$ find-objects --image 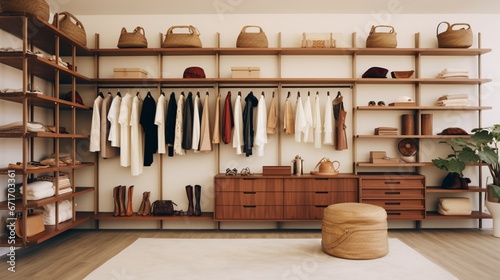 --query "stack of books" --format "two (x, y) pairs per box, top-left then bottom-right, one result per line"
(437, 94), (469, 106)
(374, 127), (398, 135)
